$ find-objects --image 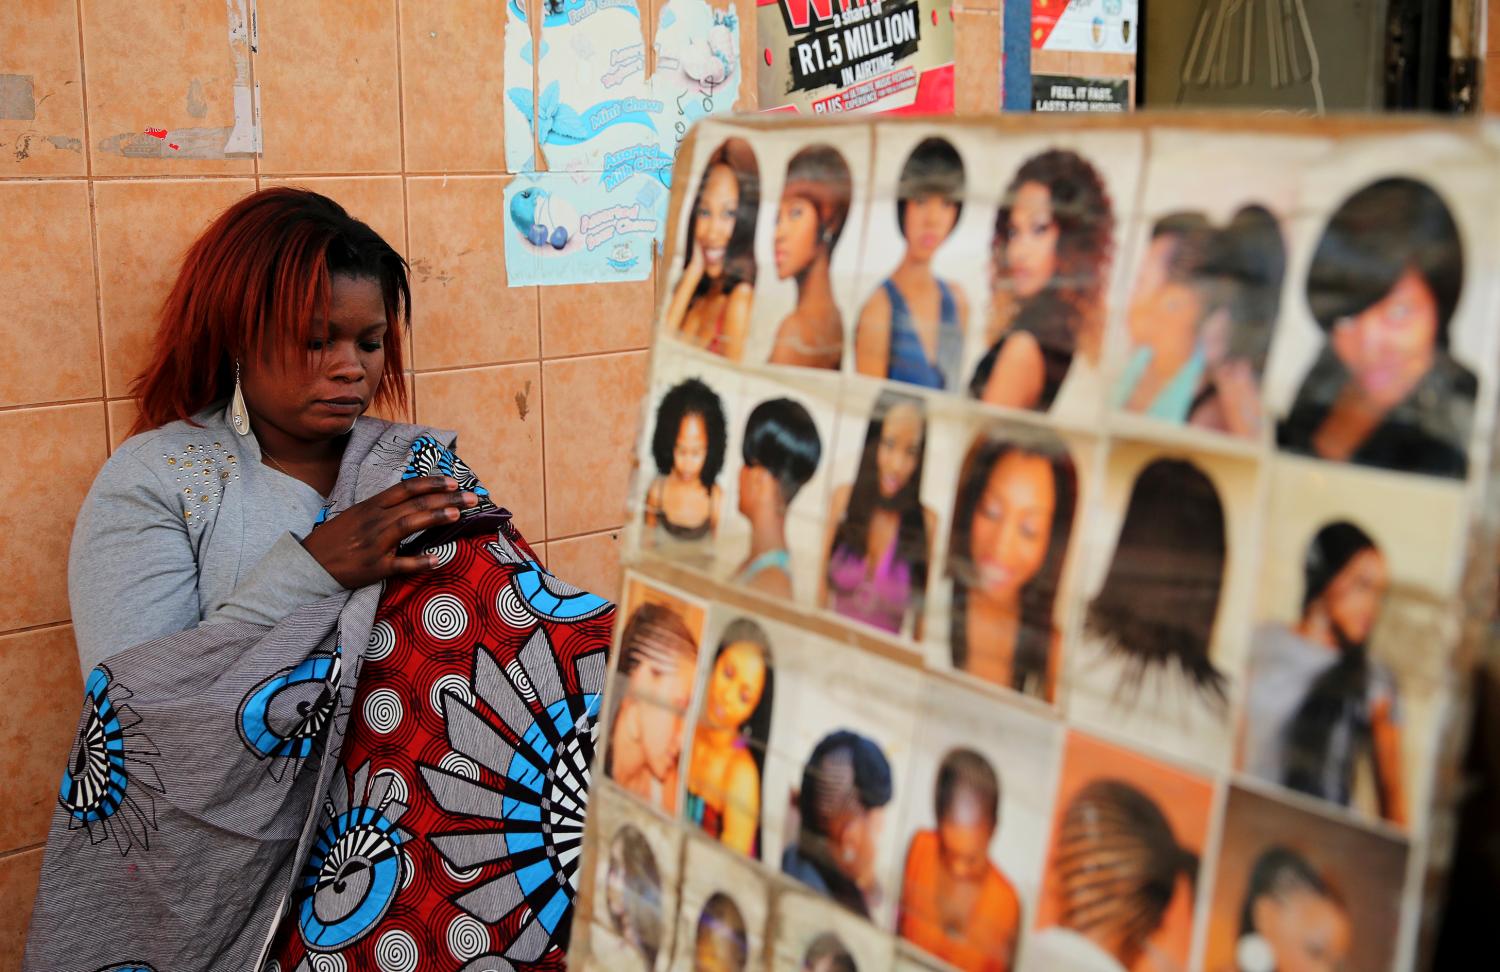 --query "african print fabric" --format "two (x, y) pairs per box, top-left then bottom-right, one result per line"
(265, 516), (613, 972)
